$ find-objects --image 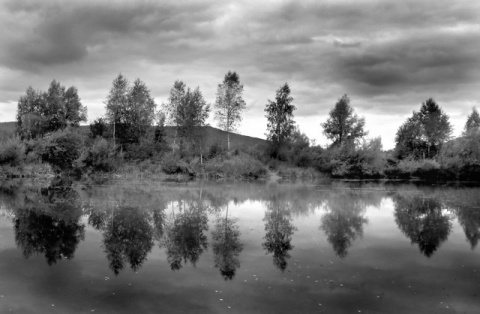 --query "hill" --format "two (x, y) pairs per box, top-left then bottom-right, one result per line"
(0, 122), (267, 149)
